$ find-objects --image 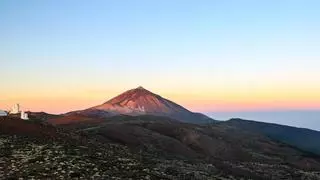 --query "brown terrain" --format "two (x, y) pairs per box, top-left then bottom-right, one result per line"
(3, 114), (320, 179)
